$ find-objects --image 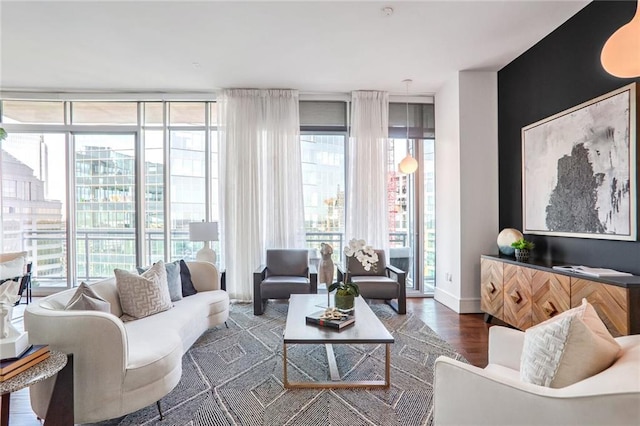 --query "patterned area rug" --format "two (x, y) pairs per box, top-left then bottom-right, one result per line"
(93, 301), (467, 426)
